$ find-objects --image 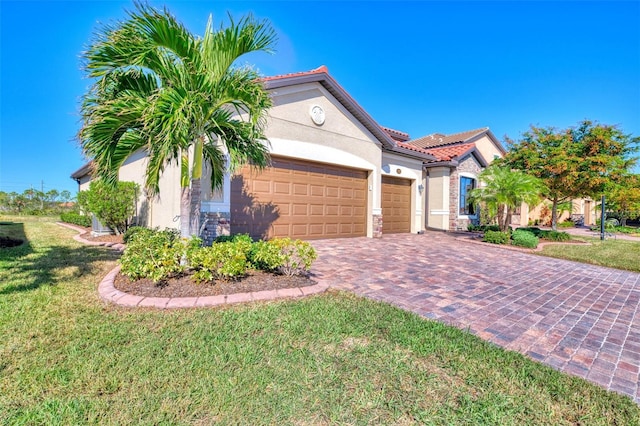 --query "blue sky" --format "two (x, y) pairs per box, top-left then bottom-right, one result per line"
(1, 1), (639, 195)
